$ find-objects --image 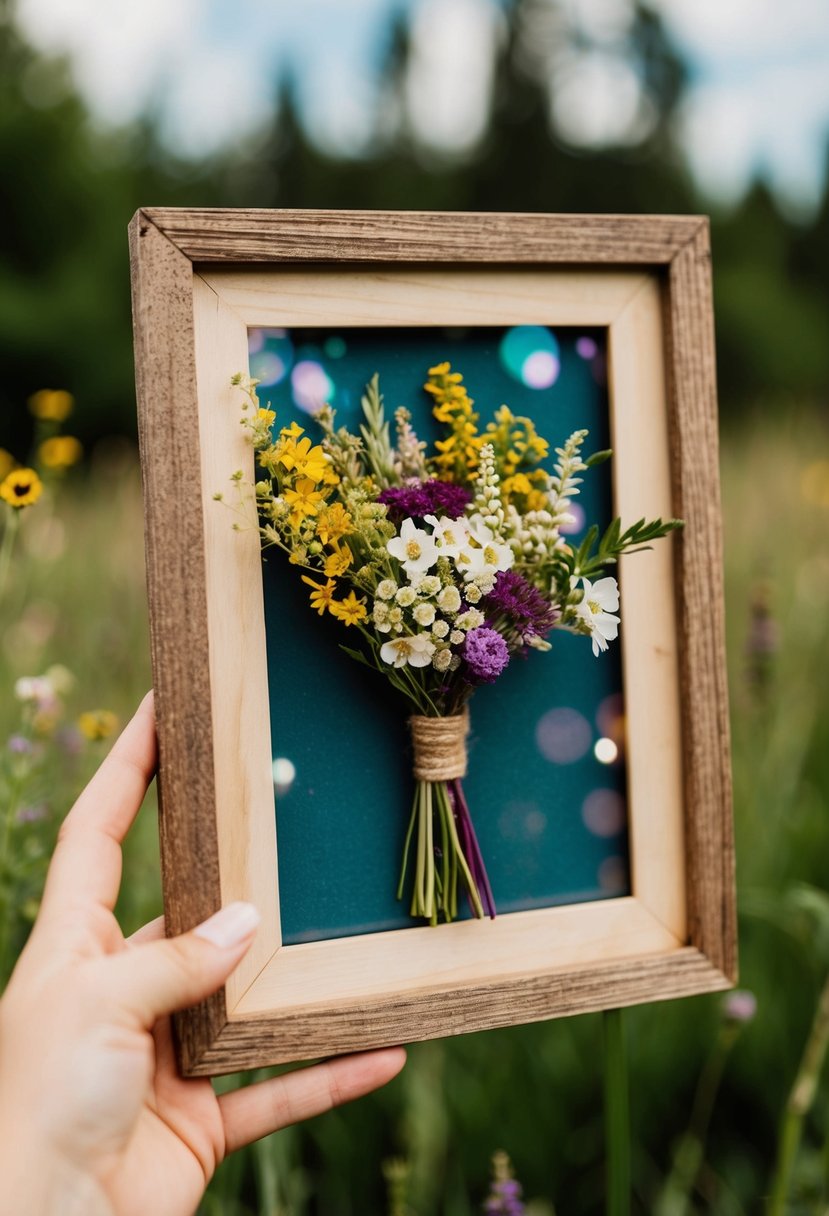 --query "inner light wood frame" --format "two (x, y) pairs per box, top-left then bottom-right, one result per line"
(129, 209), (735, 1077)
